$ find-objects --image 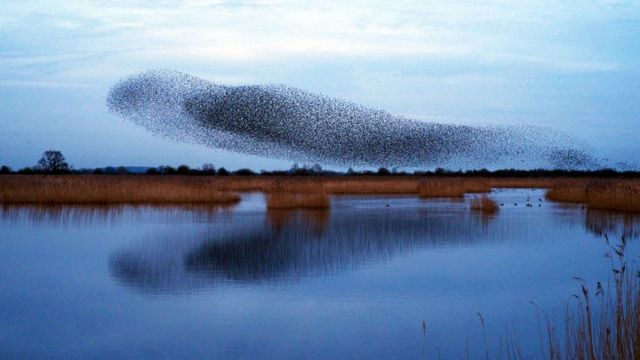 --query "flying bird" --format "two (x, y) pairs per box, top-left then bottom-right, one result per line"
(107, 70), (595, 169)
